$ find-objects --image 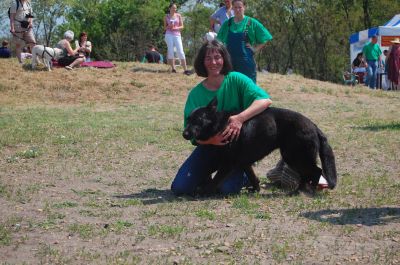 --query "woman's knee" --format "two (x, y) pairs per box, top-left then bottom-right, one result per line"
(171, 176), (195, 196)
